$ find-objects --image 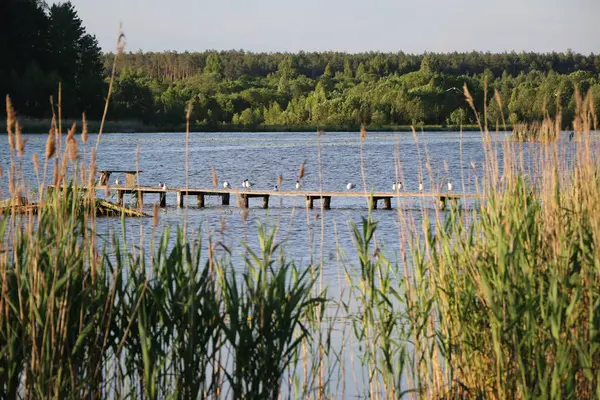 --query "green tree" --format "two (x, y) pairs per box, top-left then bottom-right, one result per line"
(204, 53), (222, 76)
